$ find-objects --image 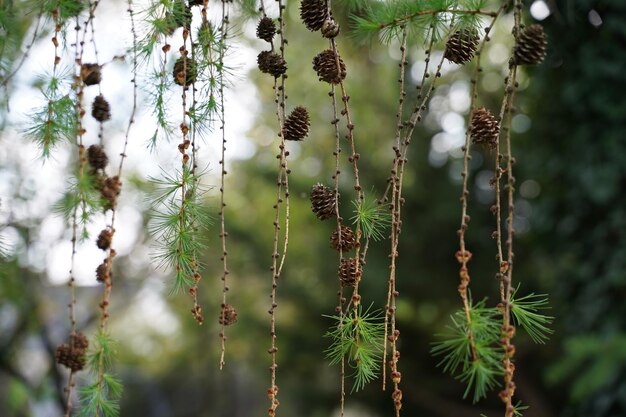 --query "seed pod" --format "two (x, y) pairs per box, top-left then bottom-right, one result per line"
(282, 106), (311, 141)
(444, 29), (479, 64)
(313, 49), (346, 84)
(91, 95), (111, 122)
(470, 107), (499, 149)
(310, 183), (336, 220)
(513, 24), (547, 65)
